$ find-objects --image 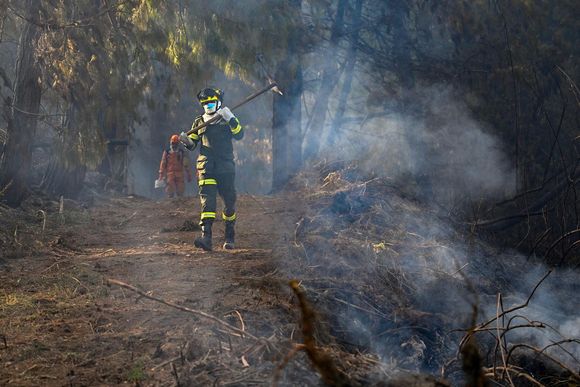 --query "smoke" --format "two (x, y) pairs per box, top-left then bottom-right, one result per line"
(277, 67), (579, 382)
(480, 266), (580, 366)
(320, 85), (516, 206)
